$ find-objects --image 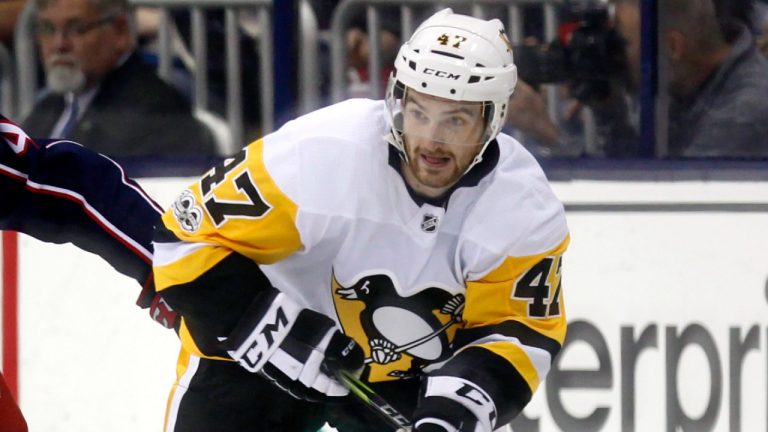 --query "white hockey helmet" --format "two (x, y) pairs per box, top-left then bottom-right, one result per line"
(386, 8), (518, 170)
